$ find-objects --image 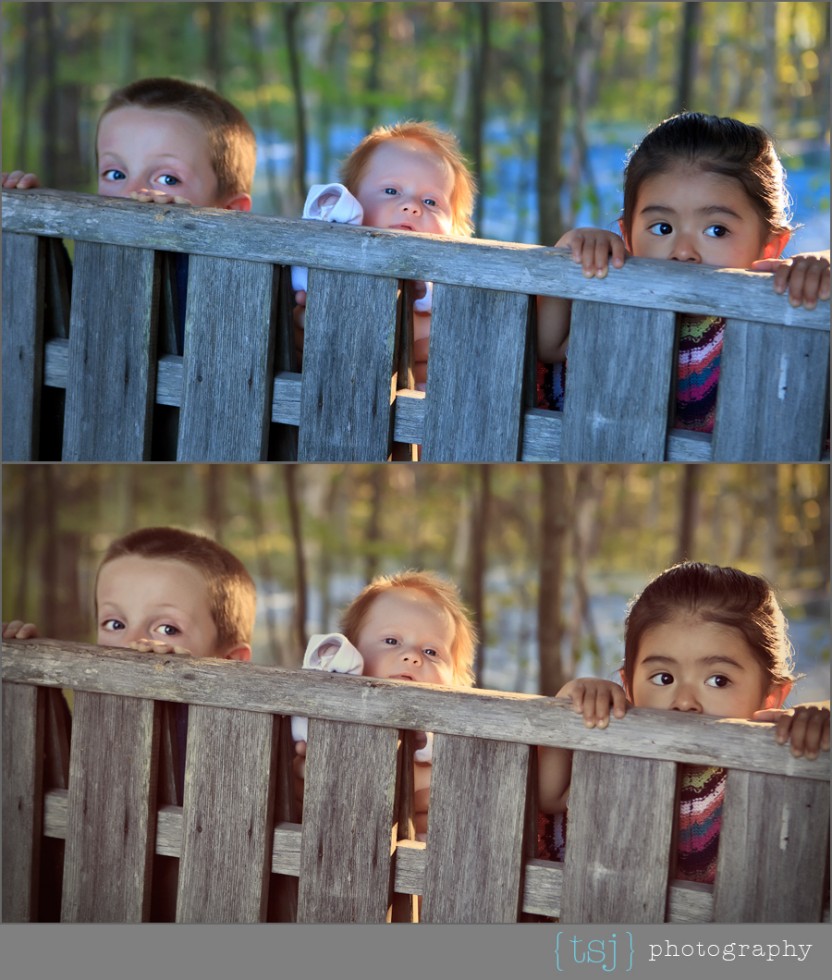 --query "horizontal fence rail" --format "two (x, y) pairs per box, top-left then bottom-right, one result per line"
(3, 640), (829, 924)
(3, 190), (829, 462)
